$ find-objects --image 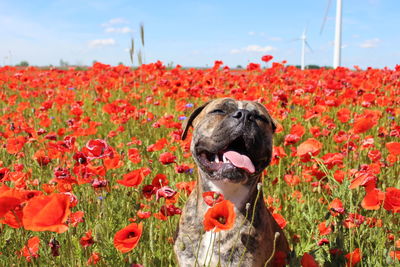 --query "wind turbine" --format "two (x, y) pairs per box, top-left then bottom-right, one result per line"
(321, 0), (343, 68)
(300, 28), (313, 70)
(333, 0), (342, 68)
